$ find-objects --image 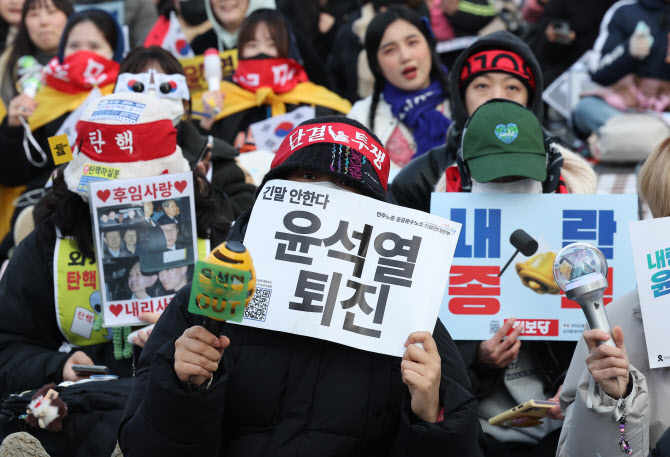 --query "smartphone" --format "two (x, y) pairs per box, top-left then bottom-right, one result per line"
(488, 399), (558, 427)
(191, 135), (213, 170)
(71, 364), (110, 376)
